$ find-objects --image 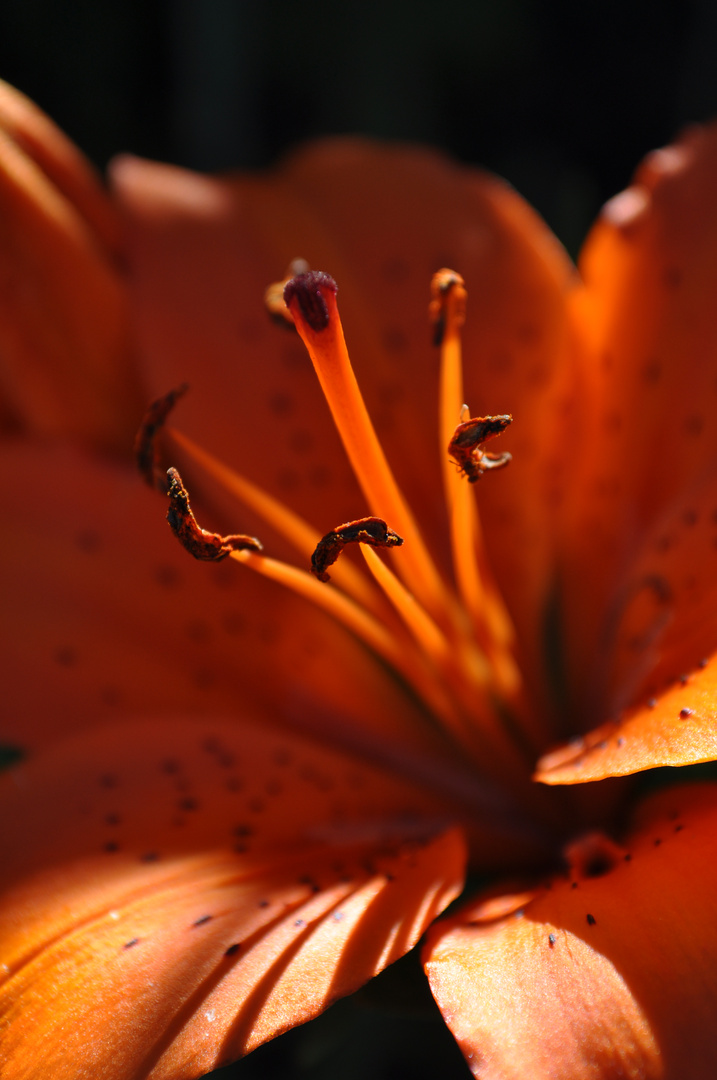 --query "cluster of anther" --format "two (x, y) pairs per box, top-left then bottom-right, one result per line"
(165, 467), (262, 562)
(311, 517), (404, 582)
(448, 415), (513, 483)
(135, 266), (512, 580)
